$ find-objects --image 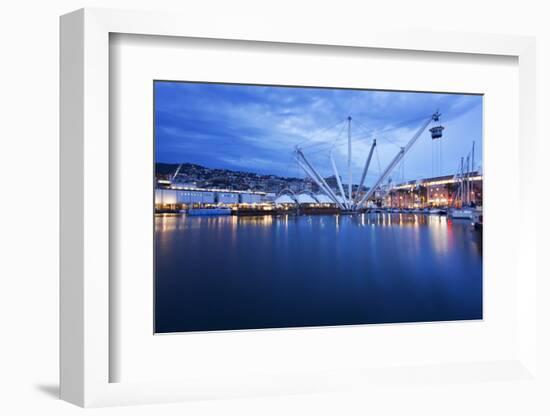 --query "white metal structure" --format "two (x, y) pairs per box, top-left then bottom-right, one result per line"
(354, 139), (377, 205)
(294, 148), (347, 210)
(171, 163), (184, 182)
(274, 194), (296, 204)
(314, 194), (333, 204)
(295, 193), (317, 204)
(295, 112), (441, 211)
(330, 151), (349, 209)
(274, 191), (336, 205)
